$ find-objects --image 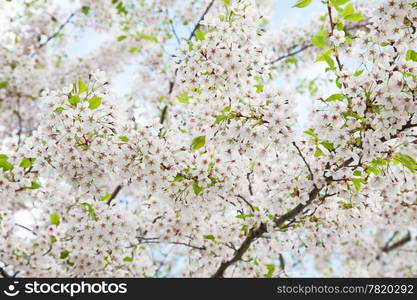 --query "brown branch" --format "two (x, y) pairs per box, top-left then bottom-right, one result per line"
(188, 0), (215, 40)
(159, 1), (215, 127)
(212, 222), (267, 278)
(235, 194), (255, 212)
(292, 142), (315, 182)
(13, 110), (23, 147)
(0, 265), (17, 278)
(270, 22), (369, 65)
(382, 231), (411, 253)
(106, 185), (123, 205)
(211, 157), (356, 278)
(135, 238), (206, 251)
(15, 223), (38, 236)
(246, 170), (253, 196)
(270, 44), (312, 64)
(39, 12), (75, 49)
